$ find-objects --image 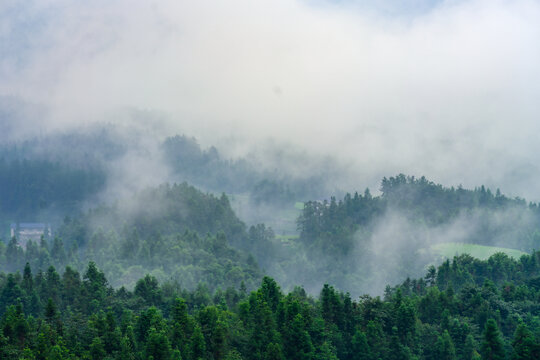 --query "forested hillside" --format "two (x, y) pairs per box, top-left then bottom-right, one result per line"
(0, 128), (122, 229)
(3, 0), (539, 358)
(286, 175), (540, 294)
(1, 251), (539, 359)
(0, 158), (105, 223)
(0, 128), (327, 293)
(0, 129), (324, 228)
(3, 167), (540, 297)
(0, 183), (261, 291)
(2, 130), (540, 359)
(298, 174), (539, 252)
(163, 135), (327, 205)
